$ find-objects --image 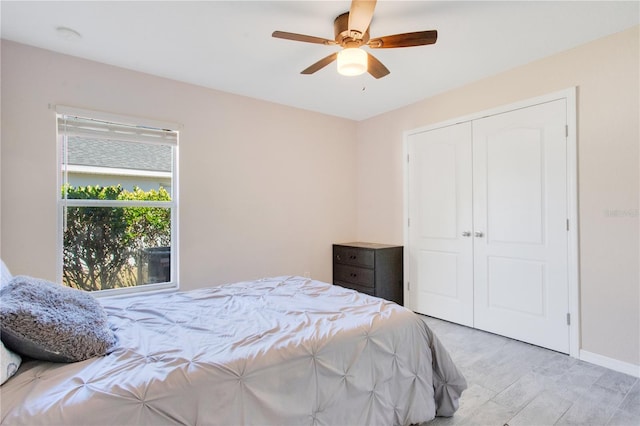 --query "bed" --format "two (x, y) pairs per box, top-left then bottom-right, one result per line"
(1, 275), (466, 425)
